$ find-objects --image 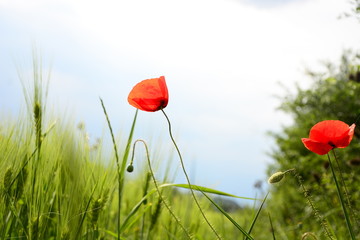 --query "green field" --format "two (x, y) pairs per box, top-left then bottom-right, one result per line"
(1, 53), (360, 240)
